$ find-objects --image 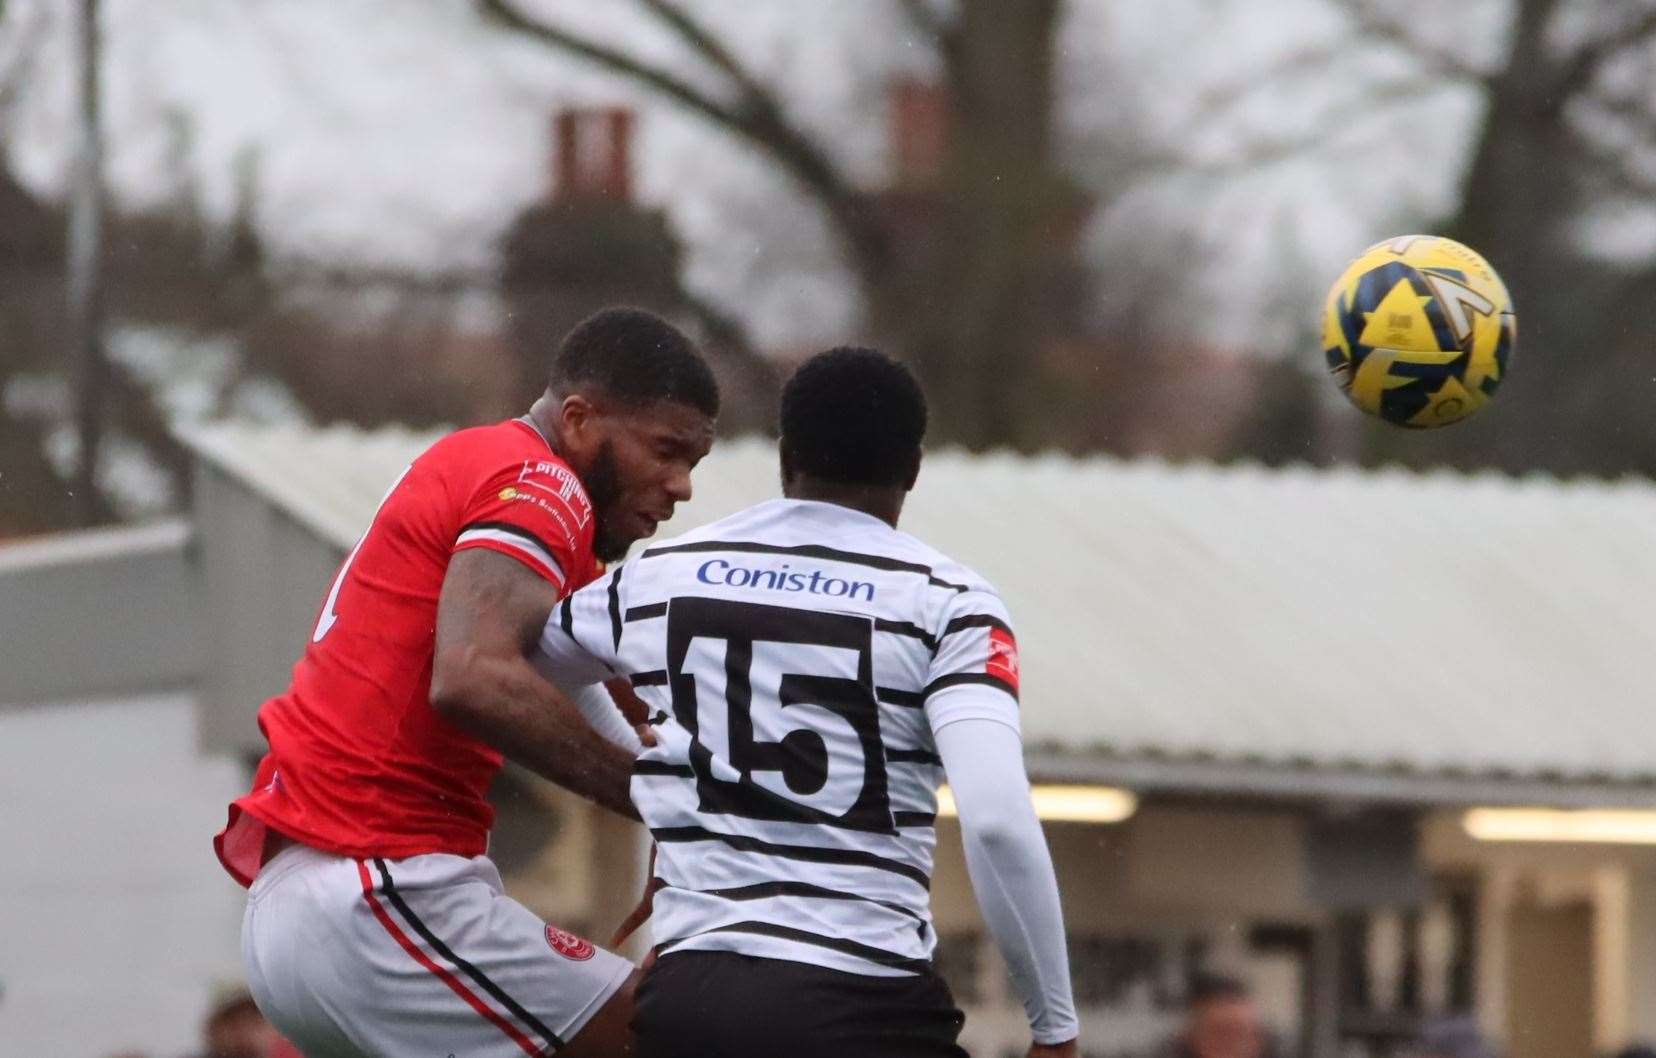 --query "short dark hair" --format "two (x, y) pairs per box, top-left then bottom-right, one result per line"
(550, 307), (719, 418)
(1189, 974), (1250, 1006)
(780, 346), (926, 488)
